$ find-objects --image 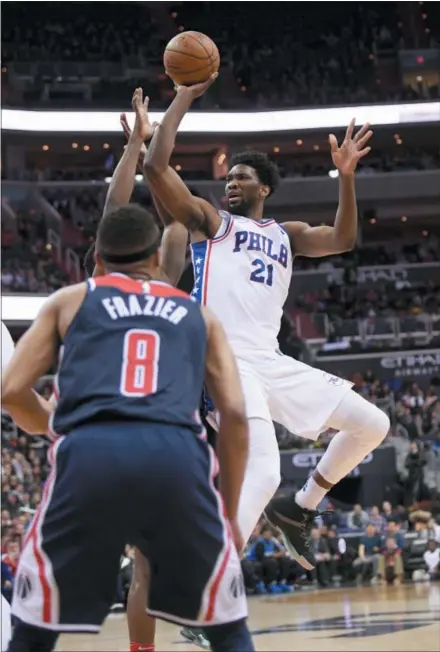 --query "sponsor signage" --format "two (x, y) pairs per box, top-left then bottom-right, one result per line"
(317, 349), (440, 388)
